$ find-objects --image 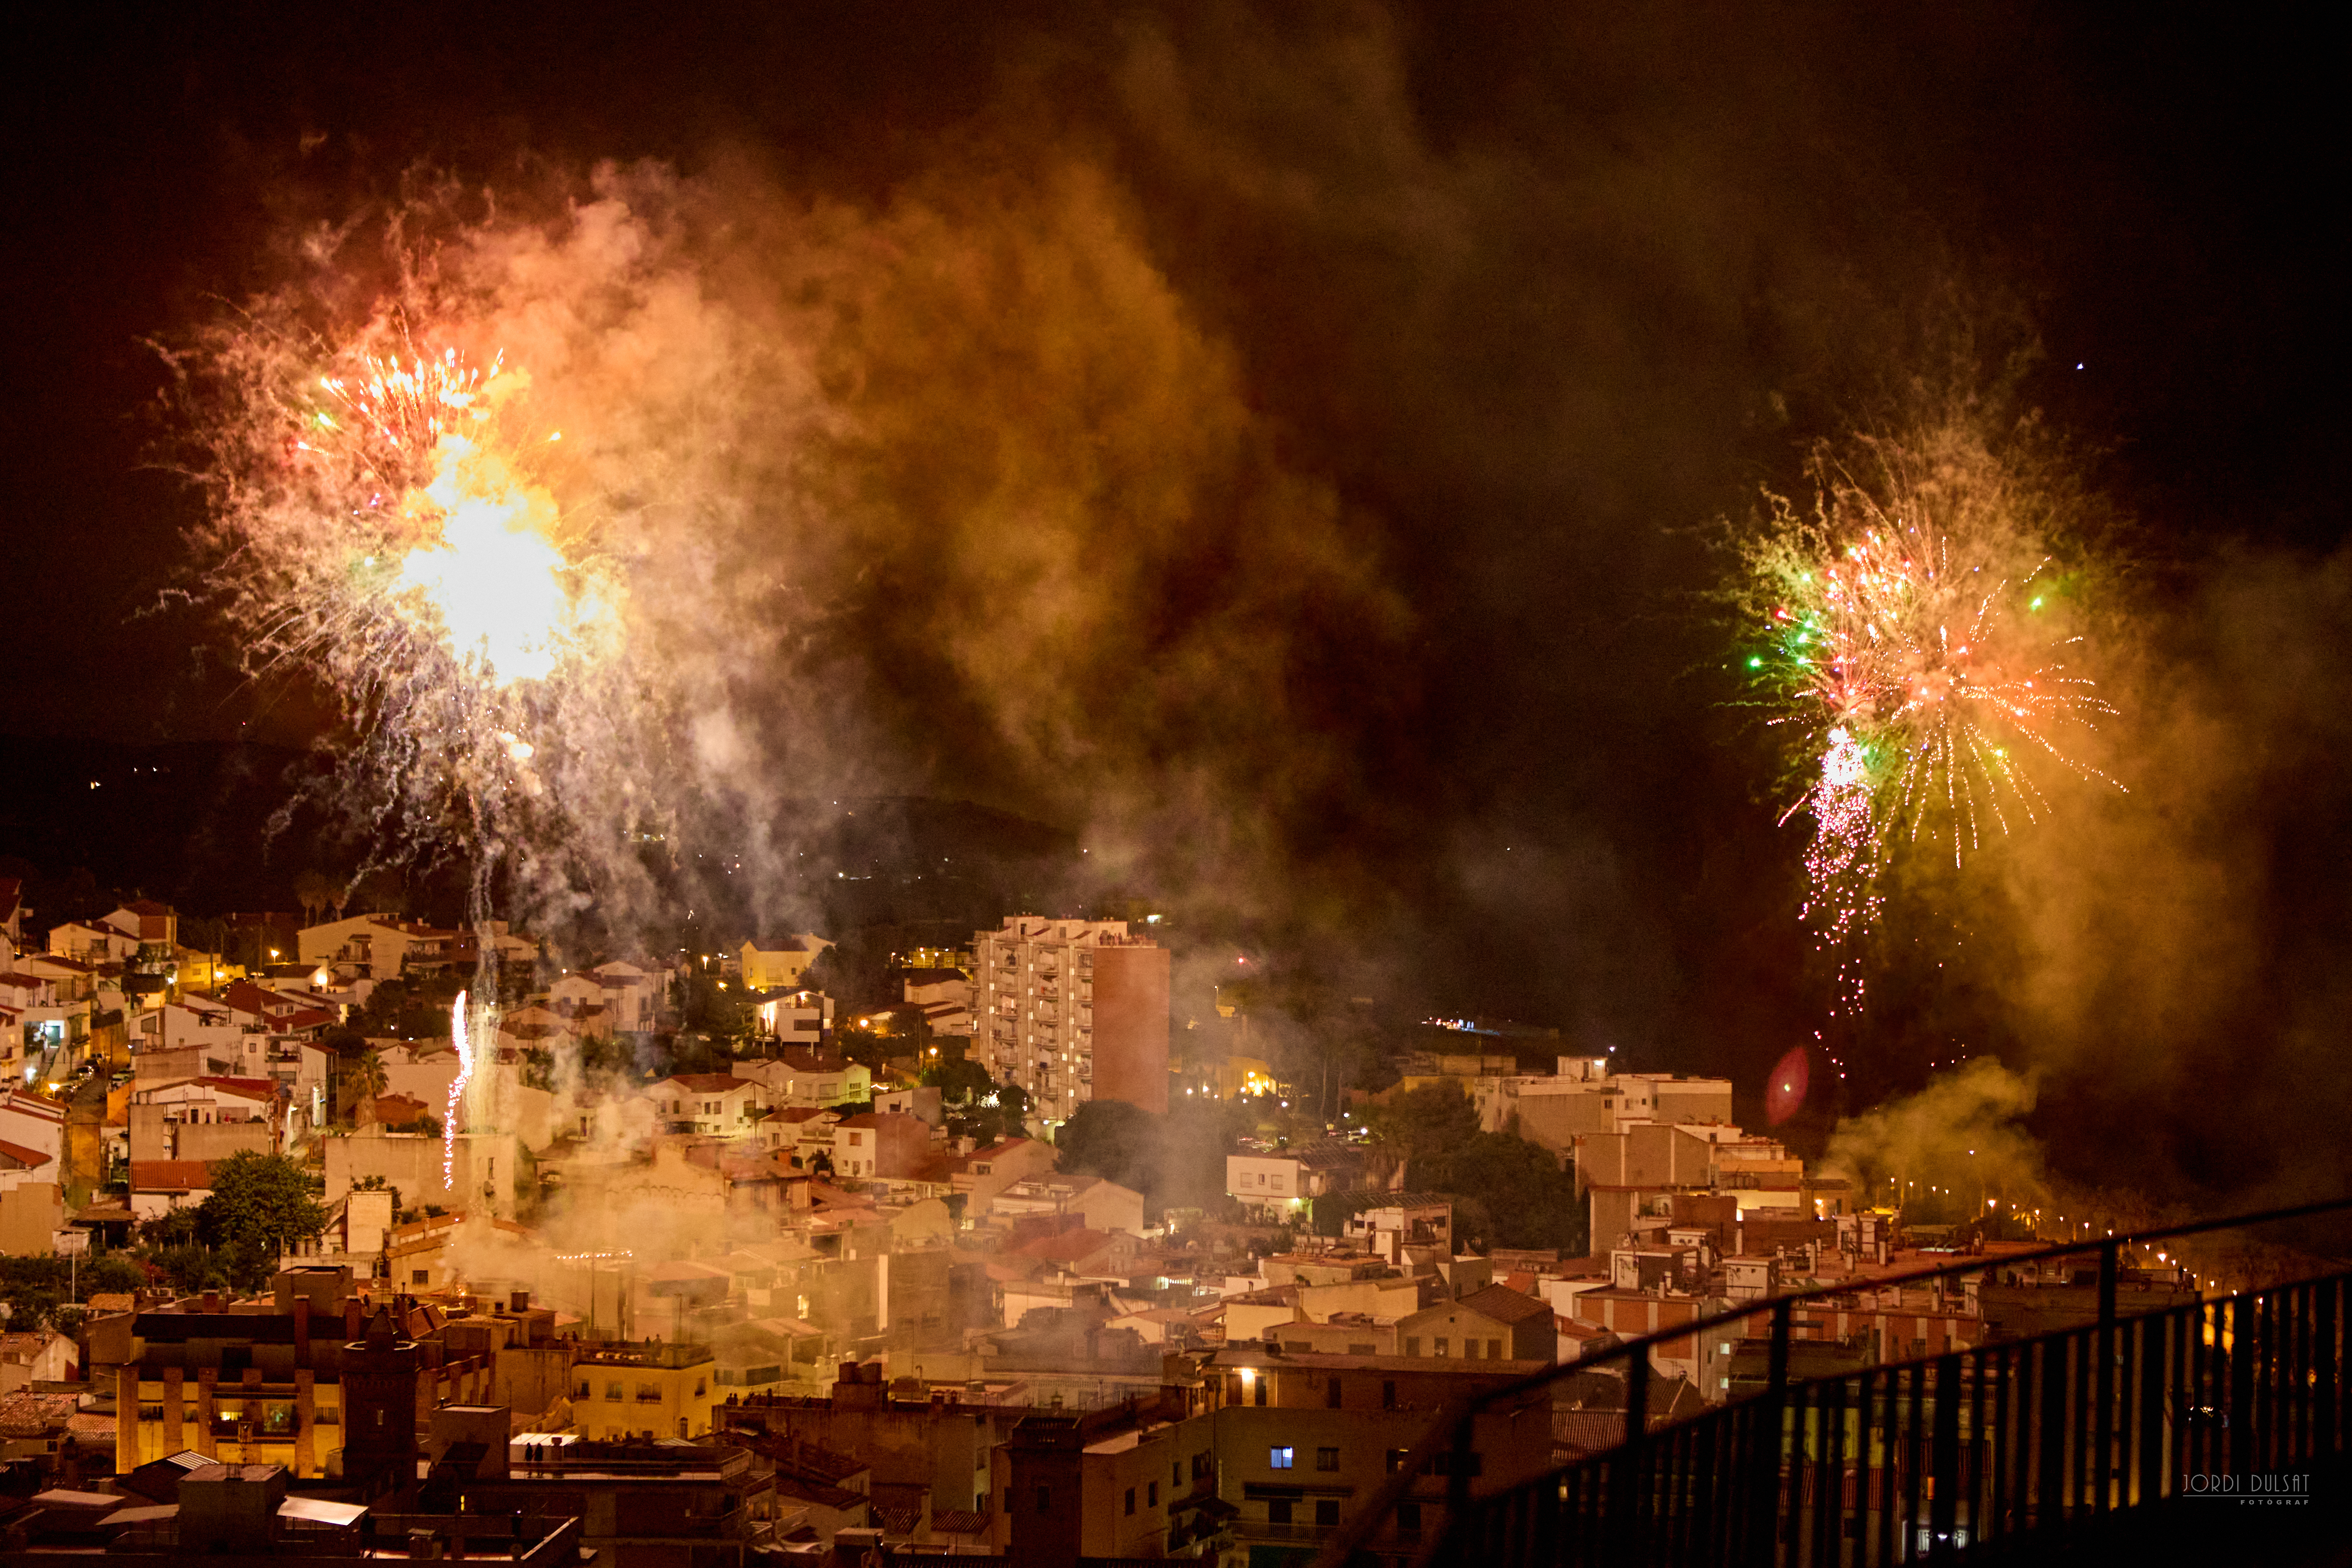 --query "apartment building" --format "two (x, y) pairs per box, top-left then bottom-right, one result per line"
(973, 917), (1169, 1123)
(569, 1340), (722, 1441)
